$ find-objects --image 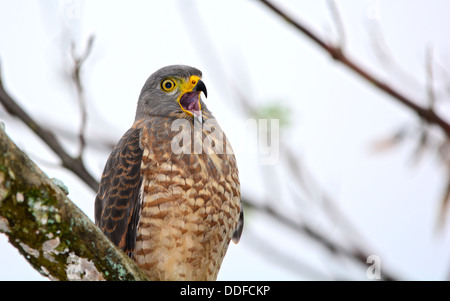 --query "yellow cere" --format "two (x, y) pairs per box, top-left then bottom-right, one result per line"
(181, 75), (201, 94)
